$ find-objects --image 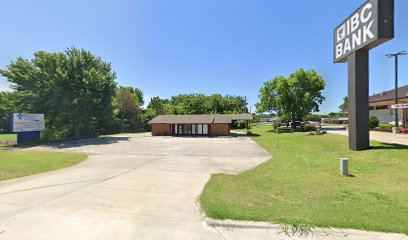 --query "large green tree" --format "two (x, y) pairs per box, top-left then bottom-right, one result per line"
(119, 86), (144, 106)
(0, 92), (32, 131)
(339, 96), (348, 113)
(169, 94), (247, 115)
(114, 88), (142, 132)
(147, 97), (168, 116)
(142, 94), (248, 130)
(0, 47), (117, 138)
(256, 68), (325, 127)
